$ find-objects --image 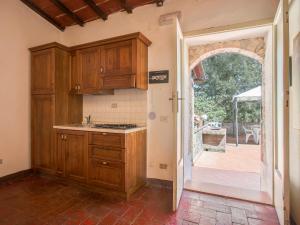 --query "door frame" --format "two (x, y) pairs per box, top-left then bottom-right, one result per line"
(272, 0), (290, 224)
(181, 18), (279, 204)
